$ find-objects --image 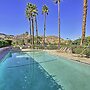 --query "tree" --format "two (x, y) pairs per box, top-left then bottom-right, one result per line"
(54, 0), (60, 49)
(26, 3), (32, 44)
(26, 3), (38, 49)
(42, 5), (49, 49)
(32, 4), (38, 48)
(25, 31), (29, 35)
(33, 7), (38, 47)
(80, 0), (88, 46)
(35, 16), (38, 47)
